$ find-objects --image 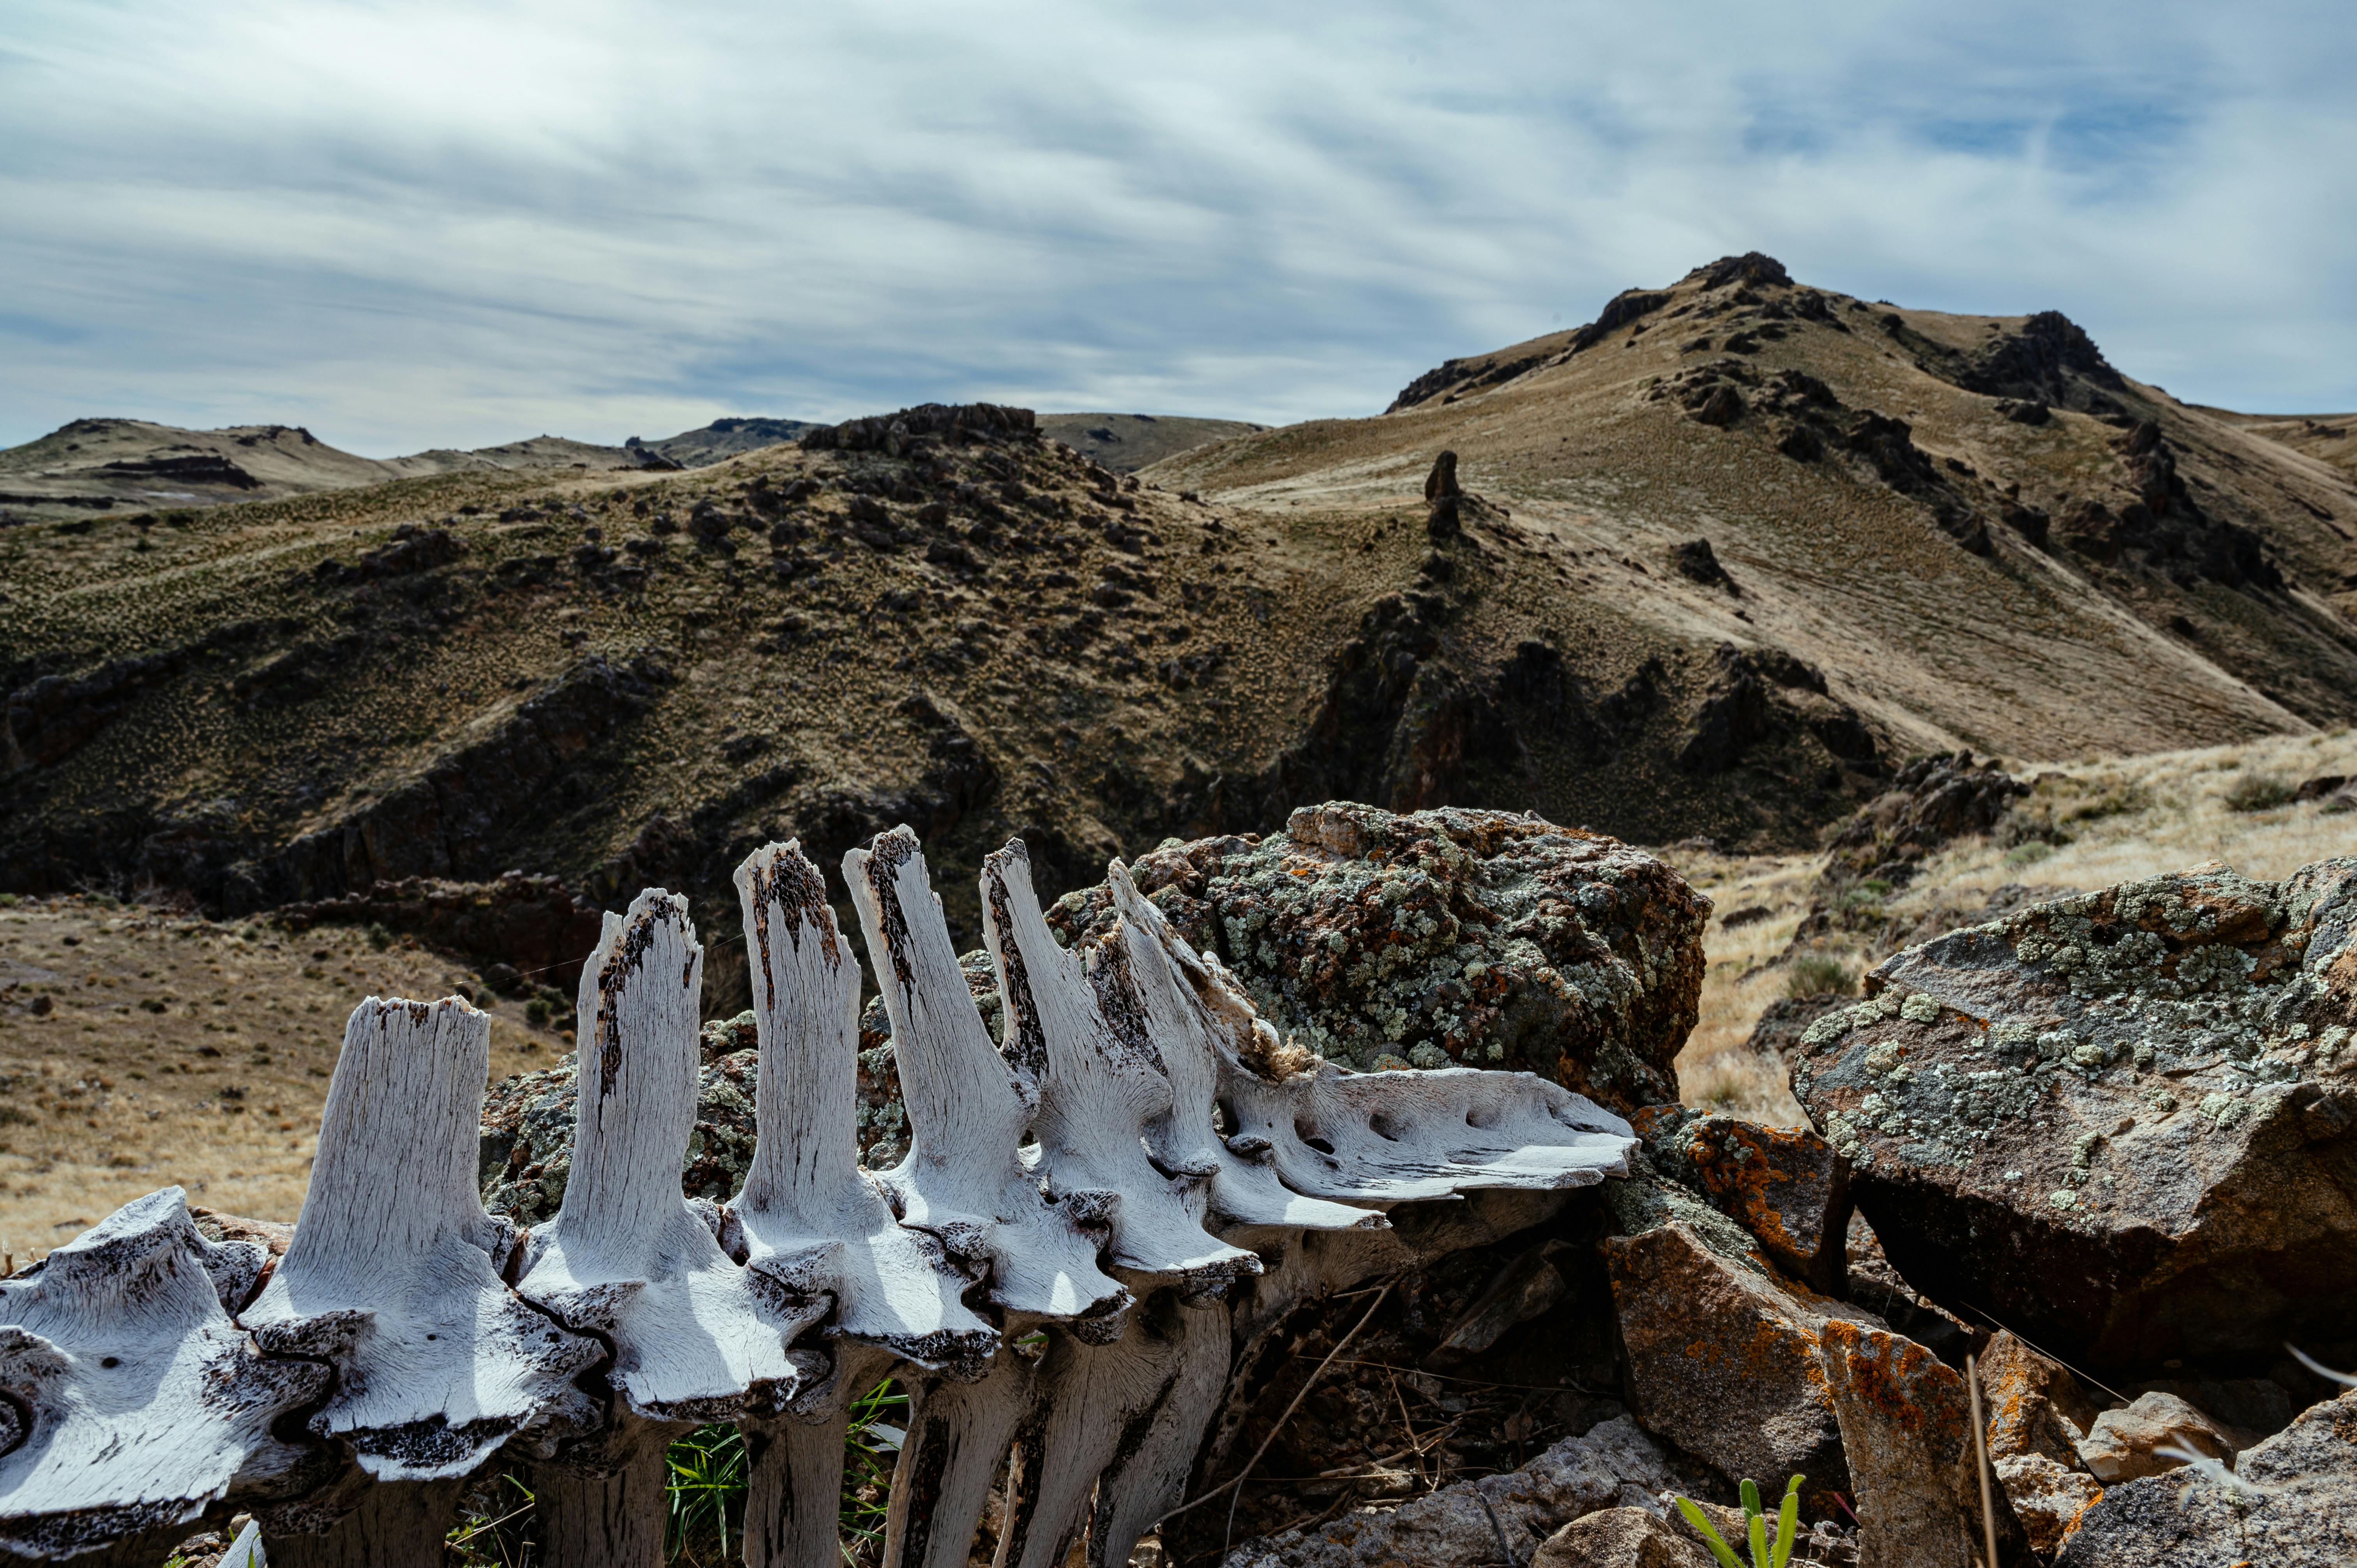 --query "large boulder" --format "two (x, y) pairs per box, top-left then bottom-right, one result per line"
(2058, 1388), (2357, 1566)
(1048, 803), (1710, 1114)
(1792, 857), (2357, 1374)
